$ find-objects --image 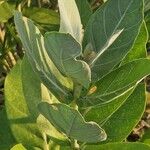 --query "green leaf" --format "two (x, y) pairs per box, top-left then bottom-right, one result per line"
(79, 59), (150, 106)
(58, 0), (83, 43)
(23, 7), (60, 25)
(122, 22), (148, 63)
(5, 58), (44, 148)
(14, 11), (73, 103)
(38, 102), (107, 143)
(44, 32), (91, 88)
(0, 1), (13, 23)
(75, 0), (92, 27)
(85, 142), (150, 150)
(83, 0), (144, 80)
(141, 129), (150, 146)
(5, 57), (70, 148)
(84, 88), (134, 124)
(0, 107), (16, 150)
(11, 144), (27, 150)
(10, 144), (41, 150)
(102, 84), (146, 142)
